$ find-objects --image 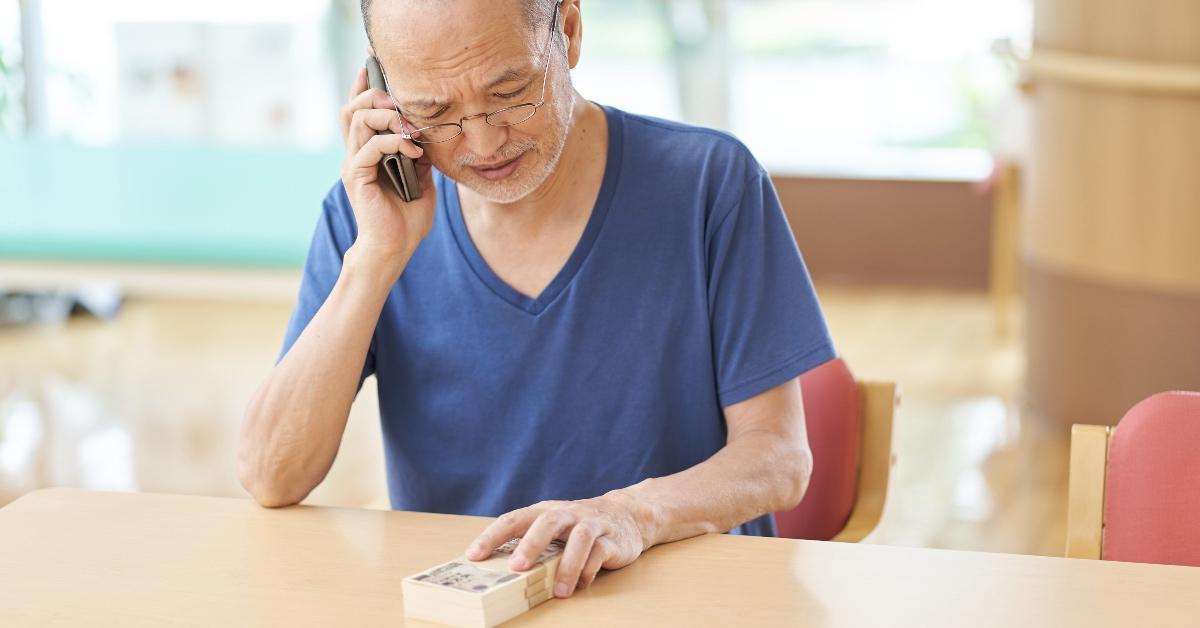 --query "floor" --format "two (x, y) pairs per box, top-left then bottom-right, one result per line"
(0, 284), (1068, 557)
(820, 287), (1066, 557)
